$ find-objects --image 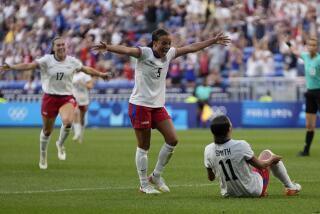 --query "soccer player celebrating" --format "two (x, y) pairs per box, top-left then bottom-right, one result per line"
(72, 69), (95, 143)
(204, 115), (301, 197)
(285, 36), (320, 156)
(0, 37), (110, 169)
(92, 29), (230, 194)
